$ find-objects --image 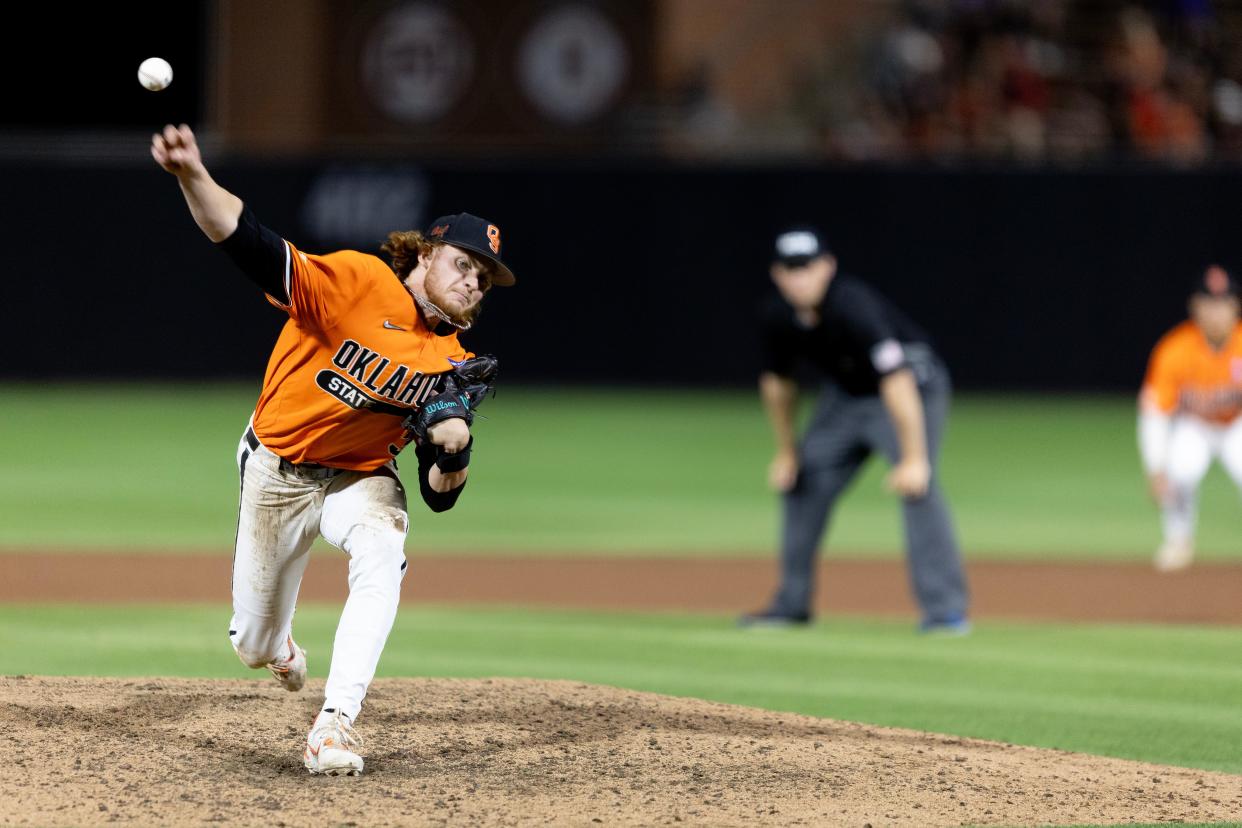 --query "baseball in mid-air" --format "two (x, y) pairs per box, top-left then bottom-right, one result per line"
(137, 57), (173, 92)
